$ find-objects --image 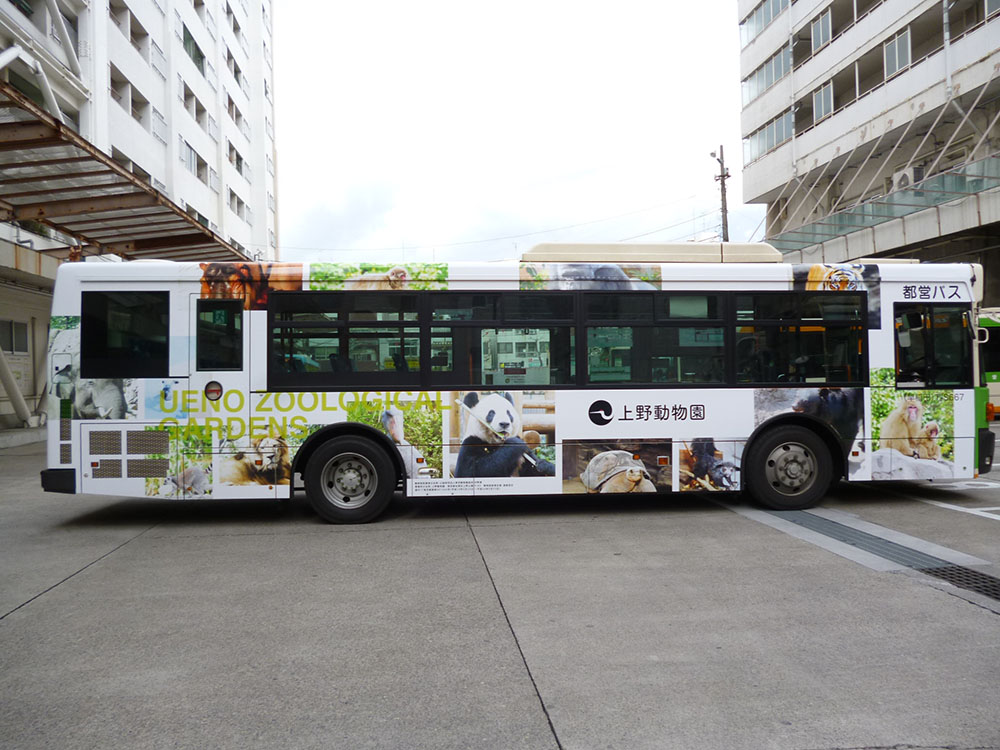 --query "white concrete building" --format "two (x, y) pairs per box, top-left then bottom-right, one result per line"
(0, 0), (277, 259)
(0, 0), (275, 429)
(739, 0), (1000, 299)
